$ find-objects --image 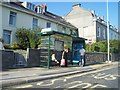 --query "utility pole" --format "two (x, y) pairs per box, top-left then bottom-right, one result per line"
(106, 0), (111, 63)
